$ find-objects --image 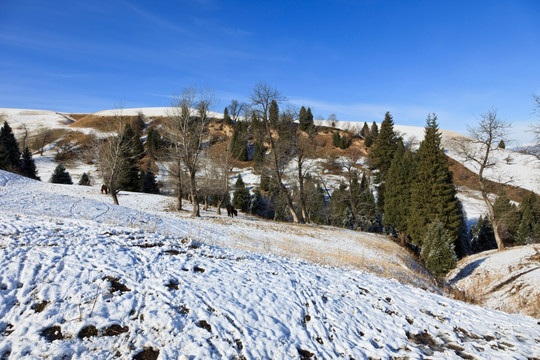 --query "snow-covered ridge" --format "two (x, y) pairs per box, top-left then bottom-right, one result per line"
(92, 107), (224, 119)
(321, 119), (540, 195)
(1, 170), (539, 359)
